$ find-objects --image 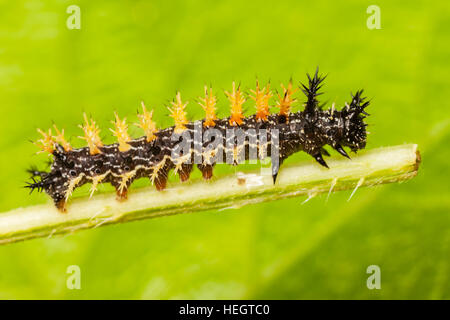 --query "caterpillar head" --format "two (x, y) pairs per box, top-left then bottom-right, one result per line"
(340, 91), (369, 152)
(317, 92), (369, 155)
